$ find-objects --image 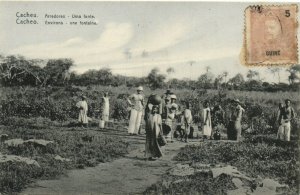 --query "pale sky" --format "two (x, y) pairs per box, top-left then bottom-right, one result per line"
(0, 2), (299, 83)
